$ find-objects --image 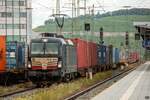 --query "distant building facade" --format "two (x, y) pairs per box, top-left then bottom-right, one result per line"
(0, 0), (32, 41)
